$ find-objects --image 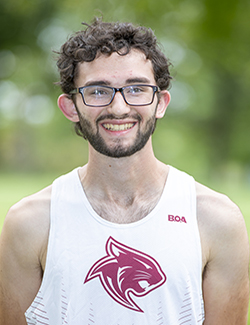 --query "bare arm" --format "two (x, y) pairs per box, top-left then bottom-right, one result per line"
(197, 183), (249, 324)
(0, 187), (51, 324)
